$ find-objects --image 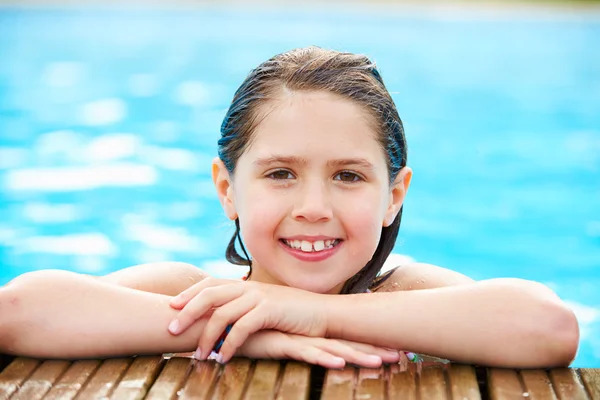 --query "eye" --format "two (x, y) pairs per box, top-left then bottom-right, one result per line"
(267, 169), (295, 180)
(334, 171), (362, 182)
